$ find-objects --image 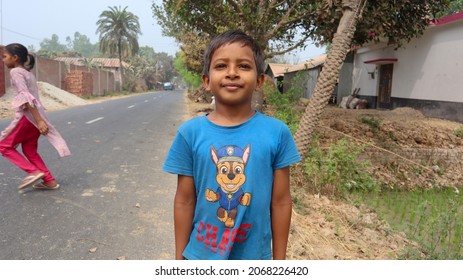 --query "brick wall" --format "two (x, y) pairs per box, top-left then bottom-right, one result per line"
(35, 57), (67, 88)
(1, 55), (116, 96)
(68, 64), (116, 96)
(65, 70), (93, 97)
